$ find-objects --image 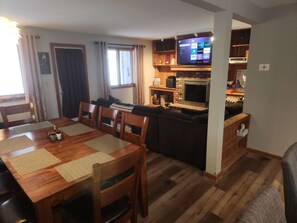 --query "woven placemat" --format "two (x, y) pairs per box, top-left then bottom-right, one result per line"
(84, 134), (131, 154)
(8, 148), (61, 176)
(55, 152), (114, 182)
(58, 123), (94, 136)
(11, 121), (53, 134)
(0, 135), (35, 155)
